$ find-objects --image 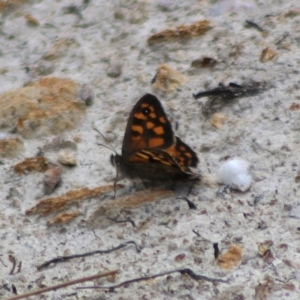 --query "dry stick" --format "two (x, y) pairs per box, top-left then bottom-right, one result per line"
(107, 217), (136, 227)
(37, 241), (141, 270)
(17, 261), (22, 273)
(5, 270), (118, 300)
(213, 243), (220, 259)
(8, 255), (16, 275)
(177, 197), (197, 210)
(77, 268), (229, 291)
